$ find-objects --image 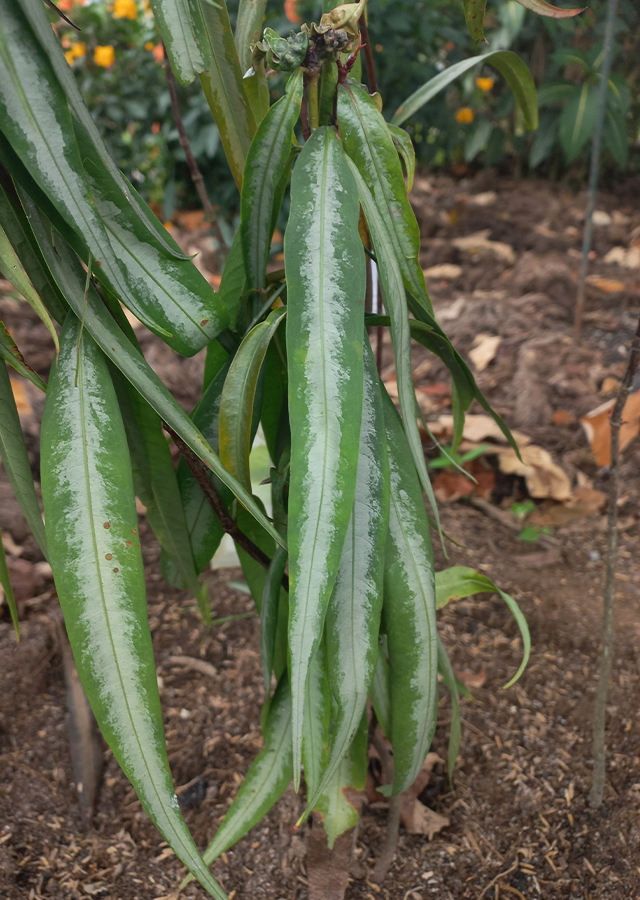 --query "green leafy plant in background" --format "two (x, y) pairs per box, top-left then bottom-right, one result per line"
(0, 0), (579, 894)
